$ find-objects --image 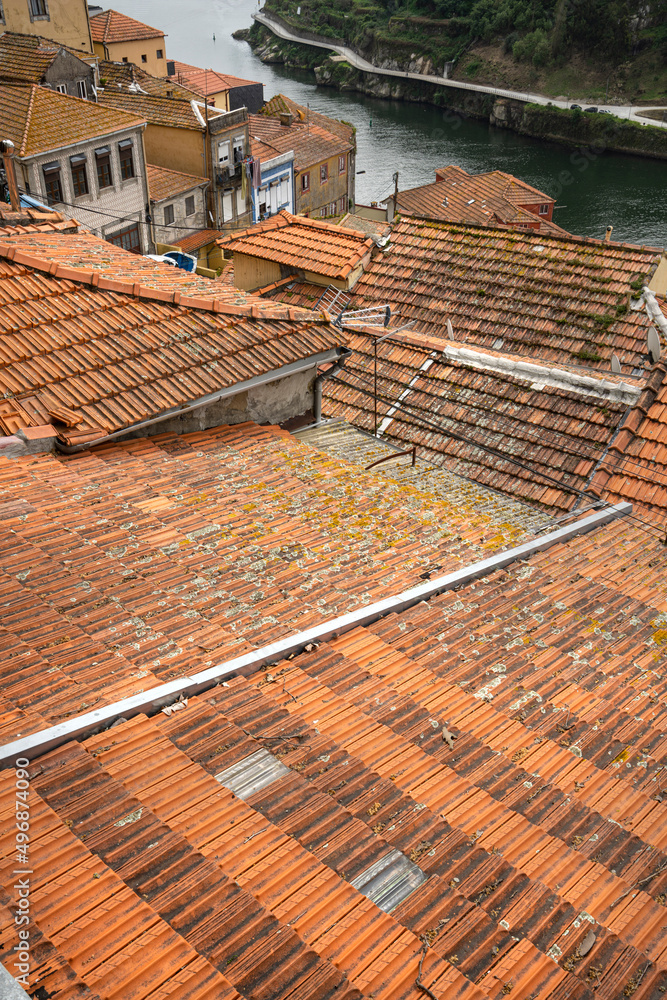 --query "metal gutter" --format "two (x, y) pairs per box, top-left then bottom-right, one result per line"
(56, 348), (347, 453)
(0, 500), (631, 766)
